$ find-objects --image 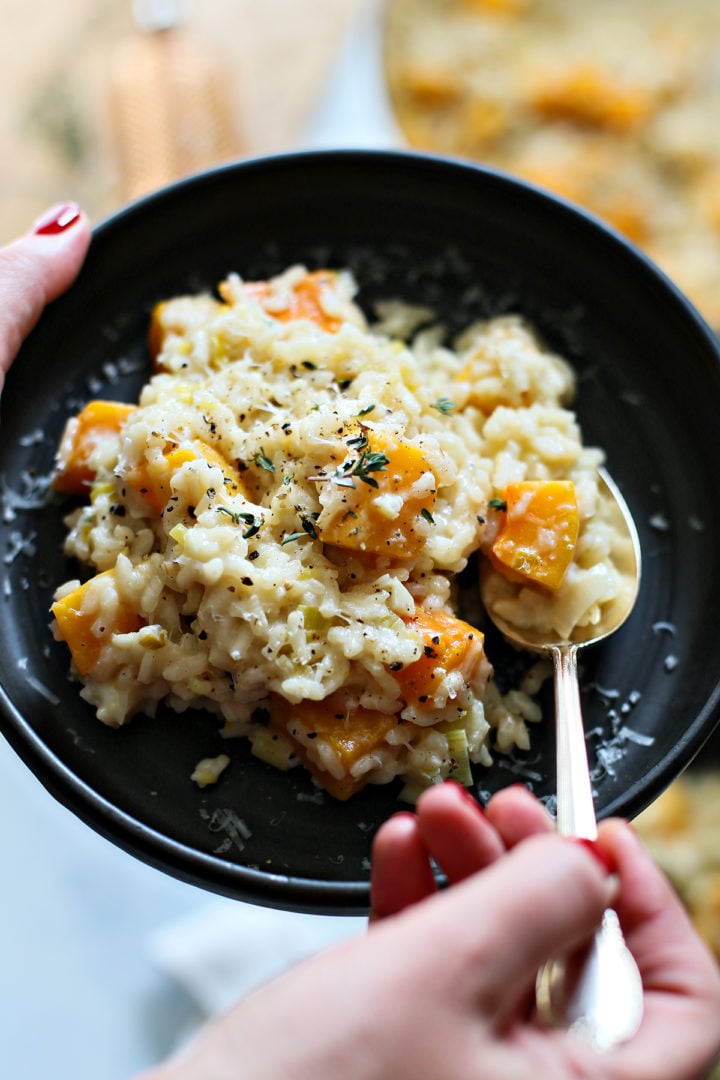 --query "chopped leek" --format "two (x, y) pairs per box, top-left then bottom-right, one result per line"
(251, 726), (295, 771)
(446, 728), (473, 787)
